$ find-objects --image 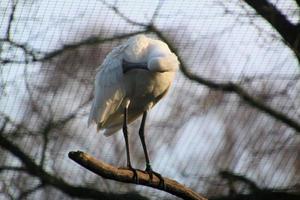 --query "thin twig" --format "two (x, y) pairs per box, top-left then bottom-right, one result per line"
(1, 0), (38, 63)
(0, 38), (38, 62)
(17, 183), (45, 200)
(97, 0), (148, 26)
(219, 171), (260, 192)
(0, 166), (26, 172)
(150, 0), (164, 23)
(6, 0), (18, 40)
